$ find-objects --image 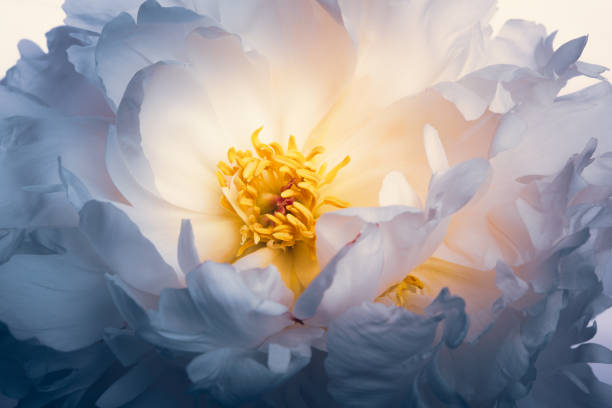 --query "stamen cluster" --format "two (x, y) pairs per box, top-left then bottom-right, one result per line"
(217, 128), (350, 257)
